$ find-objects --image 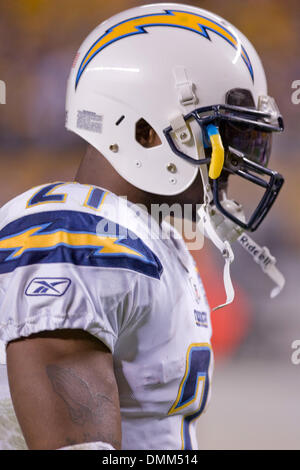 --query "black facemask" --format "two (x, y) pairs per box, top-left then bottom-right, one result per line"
(163, 88), (284, 232)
